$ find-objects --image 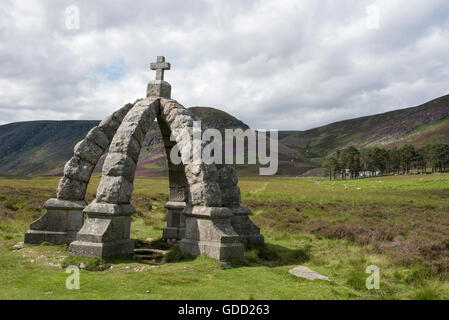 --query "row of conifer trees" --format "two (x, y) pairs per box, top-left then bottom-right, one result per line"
(322, 143), (449, 179)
